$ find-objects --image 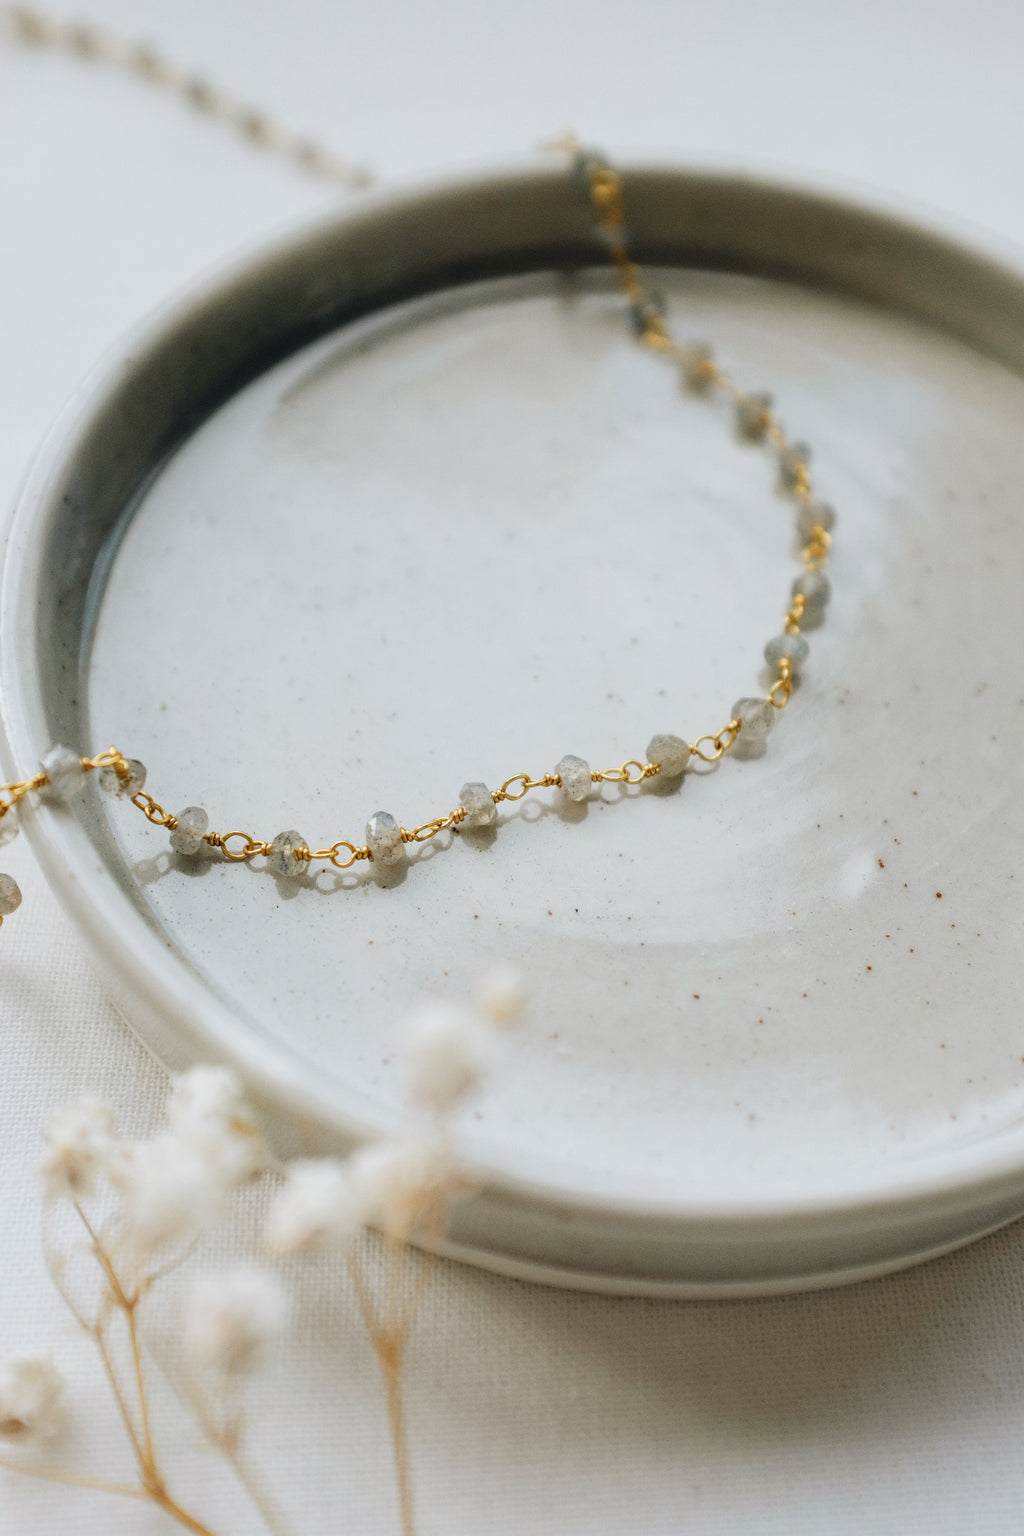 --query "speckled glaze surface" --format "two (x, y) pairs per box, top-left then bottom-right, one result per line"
(5, 161), (1024, 1294)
